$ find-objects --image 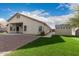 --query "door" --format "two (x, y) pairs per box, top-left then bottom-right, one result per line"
(16, 26), (19, 33)
(75, 29), (79, 36)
